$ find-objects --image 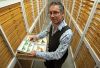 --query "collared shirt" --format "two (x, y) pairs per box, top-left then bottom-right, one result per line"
(36, 20), (73, 60)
